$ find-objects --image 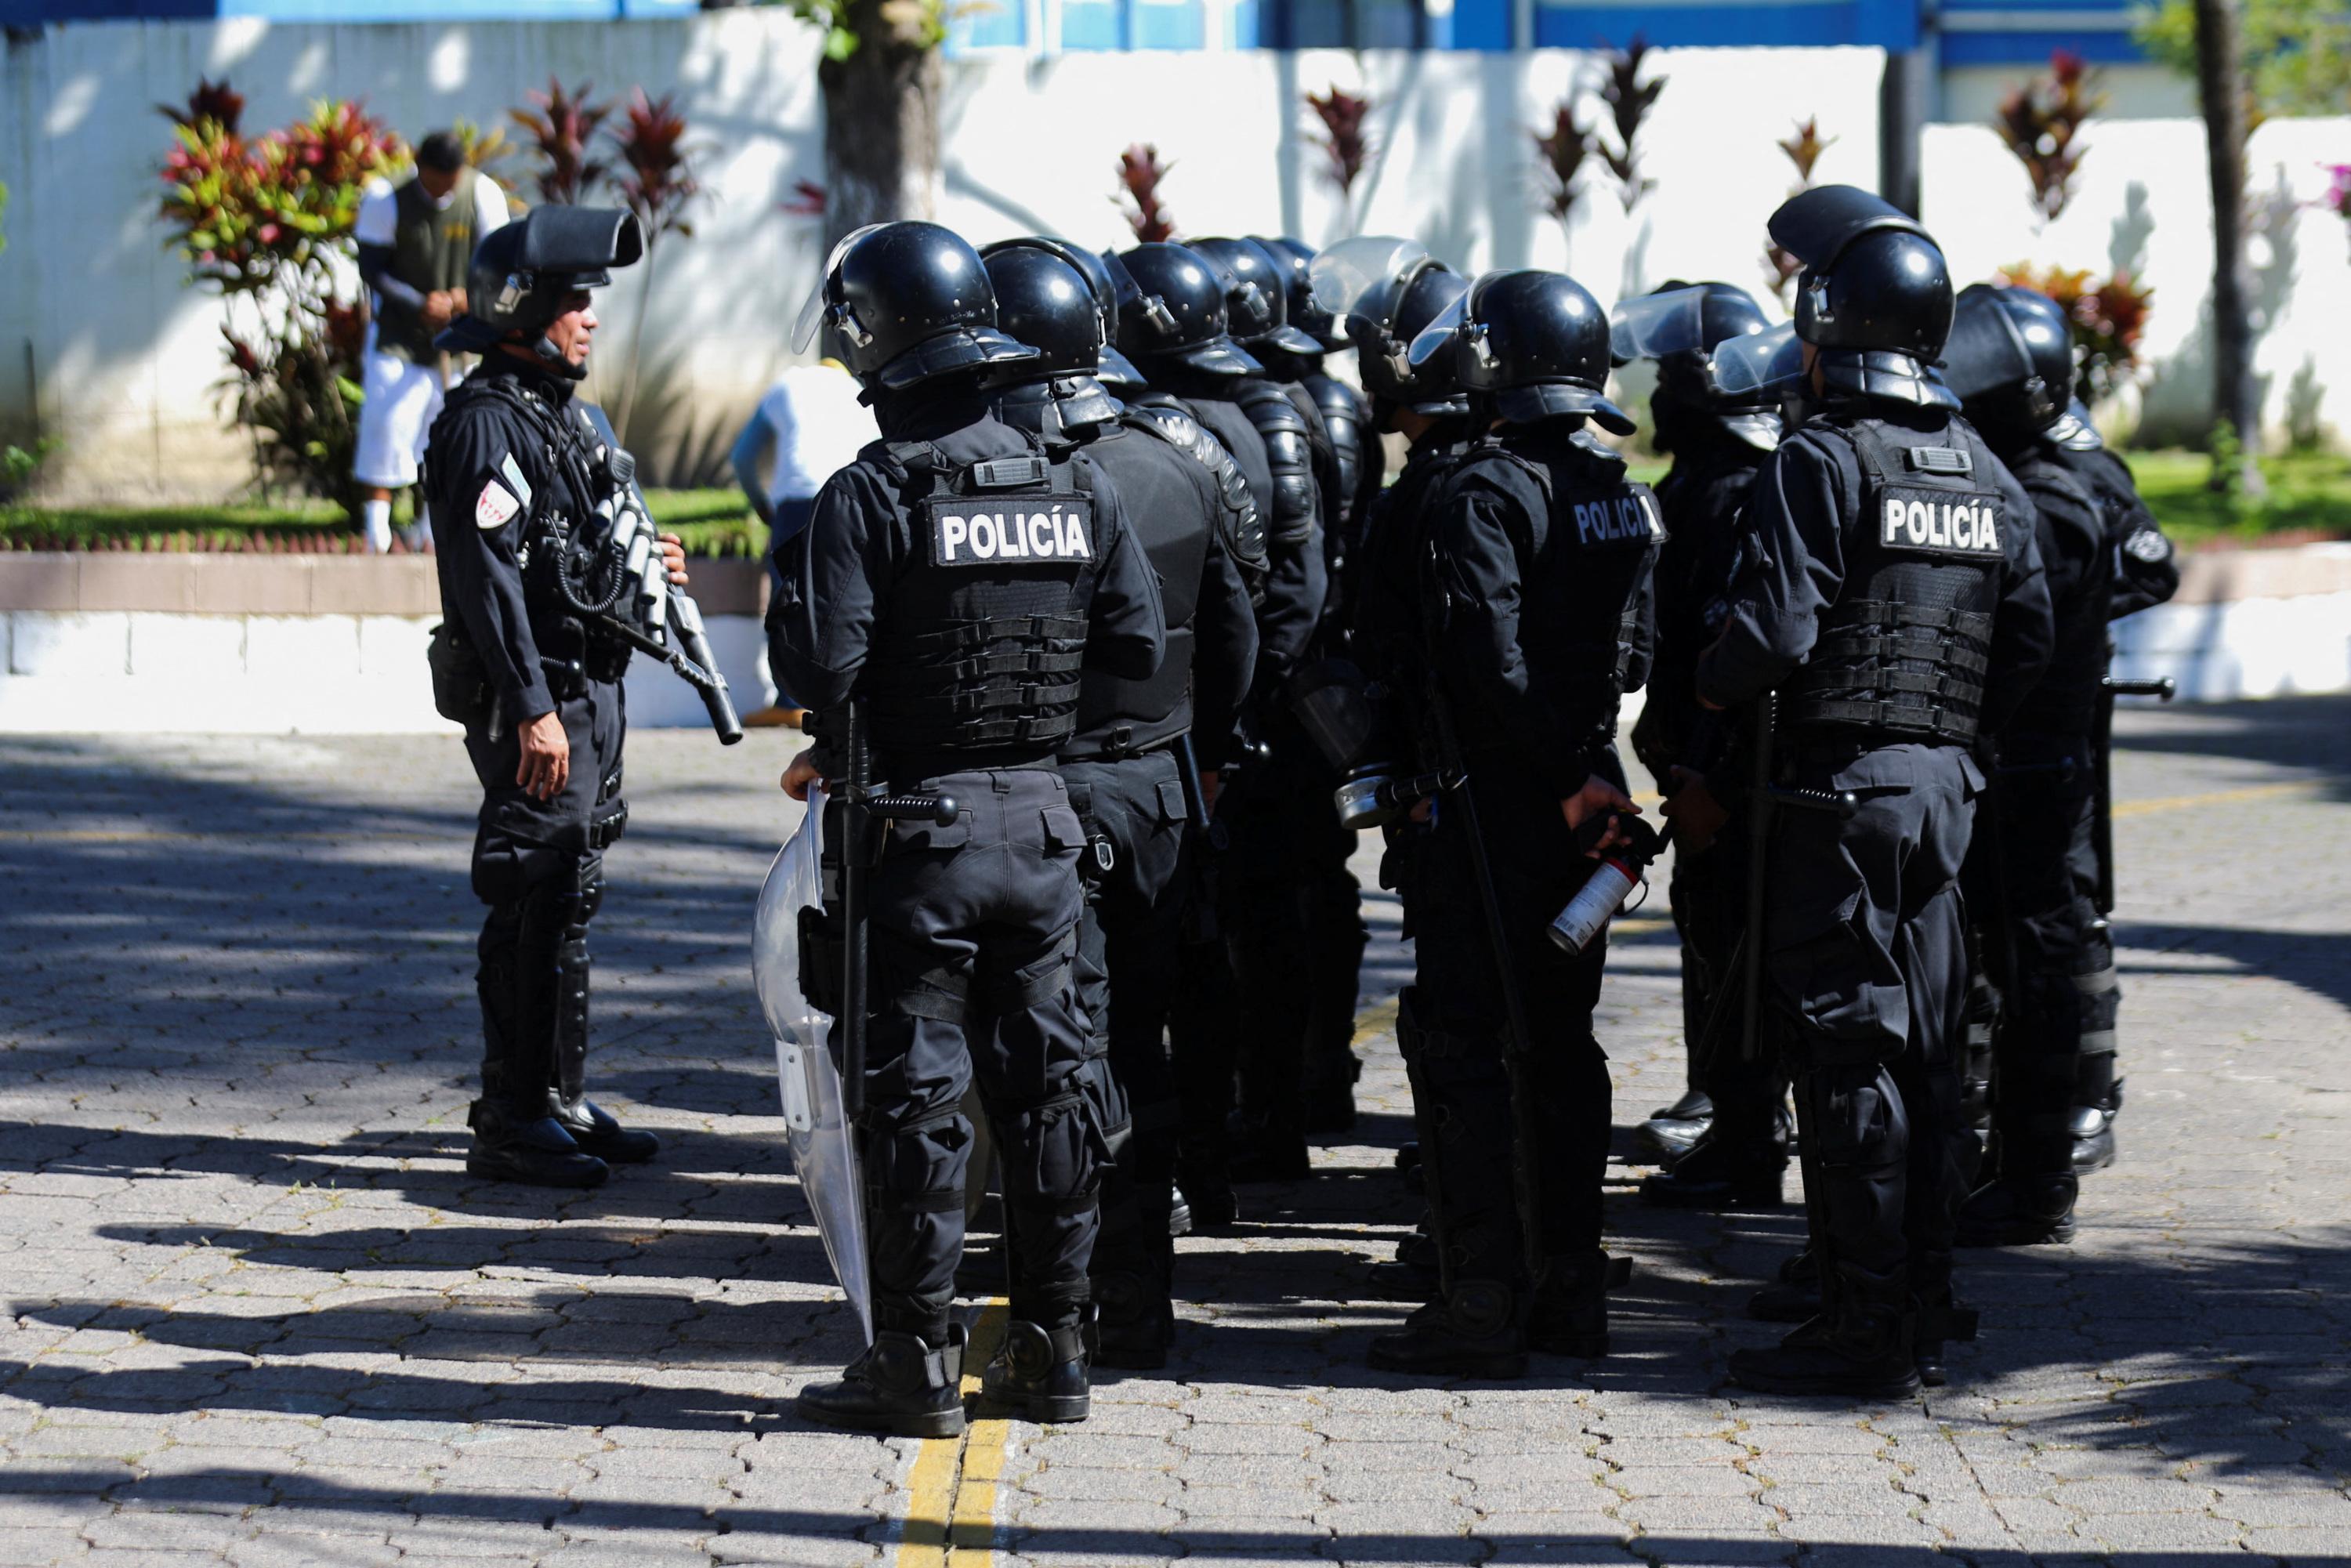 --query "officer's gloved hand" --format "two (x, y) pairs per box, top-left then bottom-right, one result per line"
(1561, 775), (1639, 856)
